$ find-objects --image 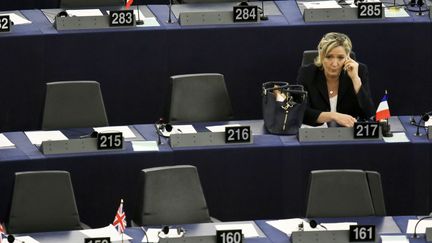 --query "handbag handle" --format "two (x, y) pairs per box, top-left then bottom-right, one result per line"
(262, 81), (290, 95)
